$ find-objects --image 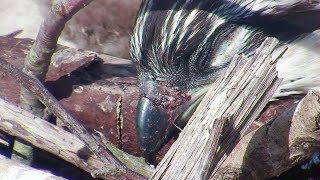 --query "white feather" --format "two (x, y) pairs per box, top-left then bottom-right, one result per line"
(274, 30), (320, 97)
